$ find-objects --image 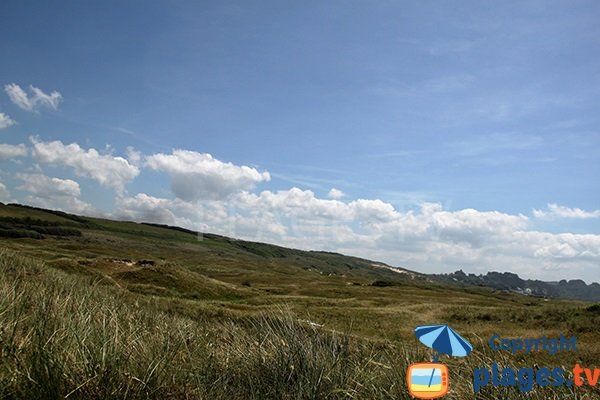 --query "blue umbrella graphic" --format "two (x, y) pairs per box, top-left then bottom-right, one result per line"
(414, 324), (473, 387)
